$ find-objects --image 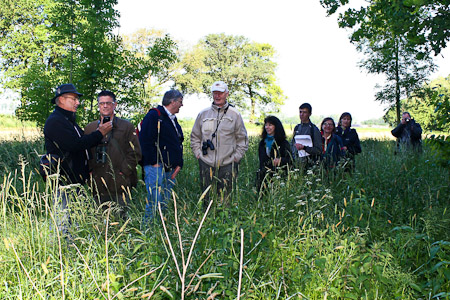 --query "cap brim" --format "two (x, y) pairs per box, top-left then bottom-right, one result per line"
(51, 91), (83, 104)
(211, 88), (226, 92)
